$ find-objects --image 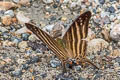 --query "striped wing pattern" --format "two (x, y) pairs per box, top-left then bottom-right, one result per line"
(25, 11), (99, 70)
(25, 23), (69, 61)
(62, 11), (91, 59)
